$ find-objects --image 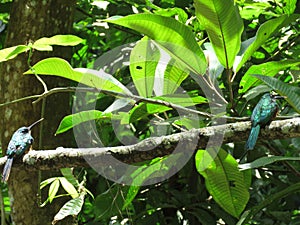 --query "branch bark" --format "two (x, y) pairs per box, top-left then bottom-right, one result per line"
(1, 118), (299, 170)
